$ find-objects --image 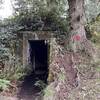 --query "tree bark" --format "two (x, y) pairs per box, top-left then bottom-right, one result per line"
(68, 0), (86, 36)
(67, 0), (89, 52)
